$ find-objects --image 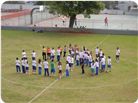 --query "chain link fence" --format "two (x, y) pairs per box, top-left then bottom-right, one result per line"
(1, 4), (138, 30)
